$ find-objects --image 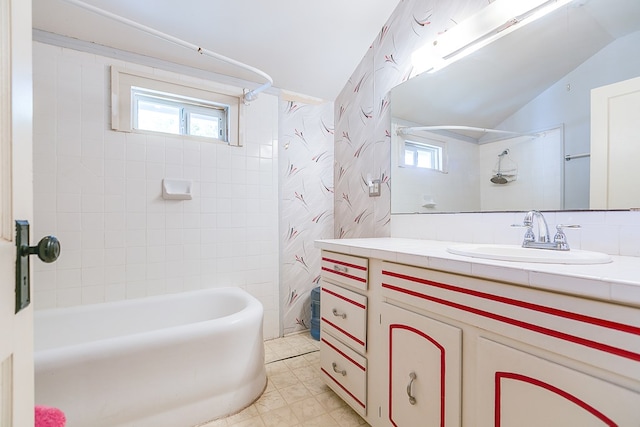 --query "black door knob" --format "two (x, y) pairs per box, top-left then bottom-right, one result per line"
(21, 235), (61, 263)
